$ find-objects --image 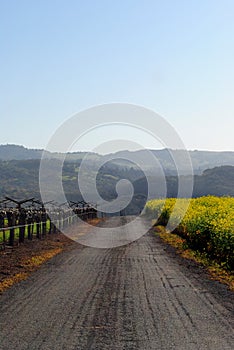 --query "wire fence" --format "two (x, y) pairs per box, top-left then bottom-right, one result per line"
(0, 199), (98, 250)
